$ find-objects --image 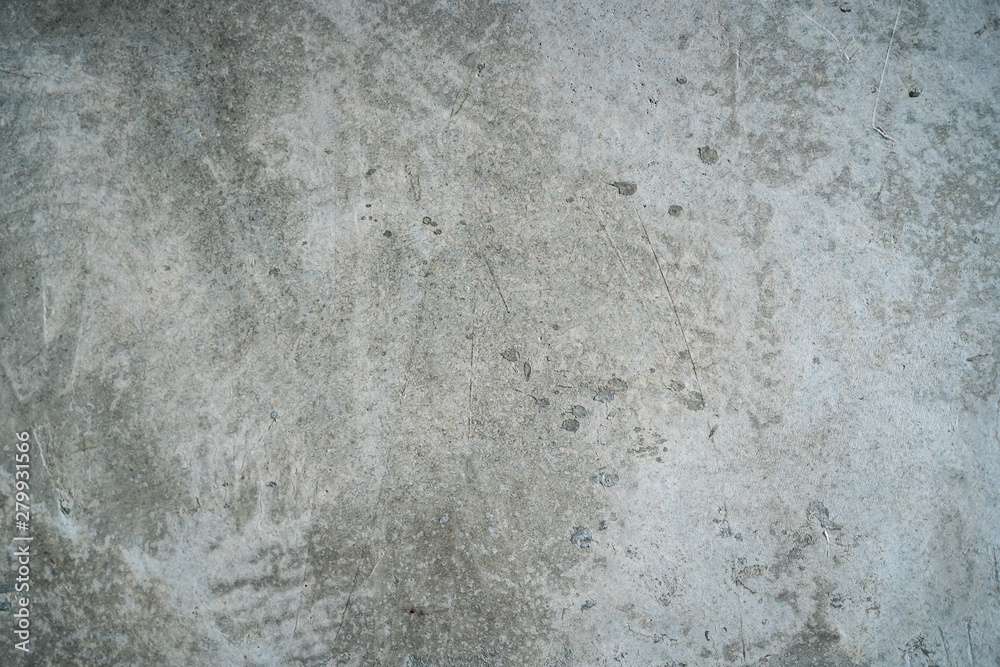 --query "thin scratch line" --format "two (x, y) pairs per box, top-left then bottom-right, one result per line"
(966, 618), (975, 667)
(333, 564), (362, 649)
(872, 0), (904, 140)
(483, 255), (510, 314)
(594, 205), (705, 403)
(399, 289), (428, 399)
(444, 78), (472, 134)
(938, 626), (951, 667)
(993, 545), (1000, 596)
(634, 204), (702, 394)
(596, 214), (631, 280)
(292, 589), (305, 641)
(41, 284), (48, 343)
(467, 330), (475, 439)
(796, 8), (846, 58)
(0, 67), (31, 79)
